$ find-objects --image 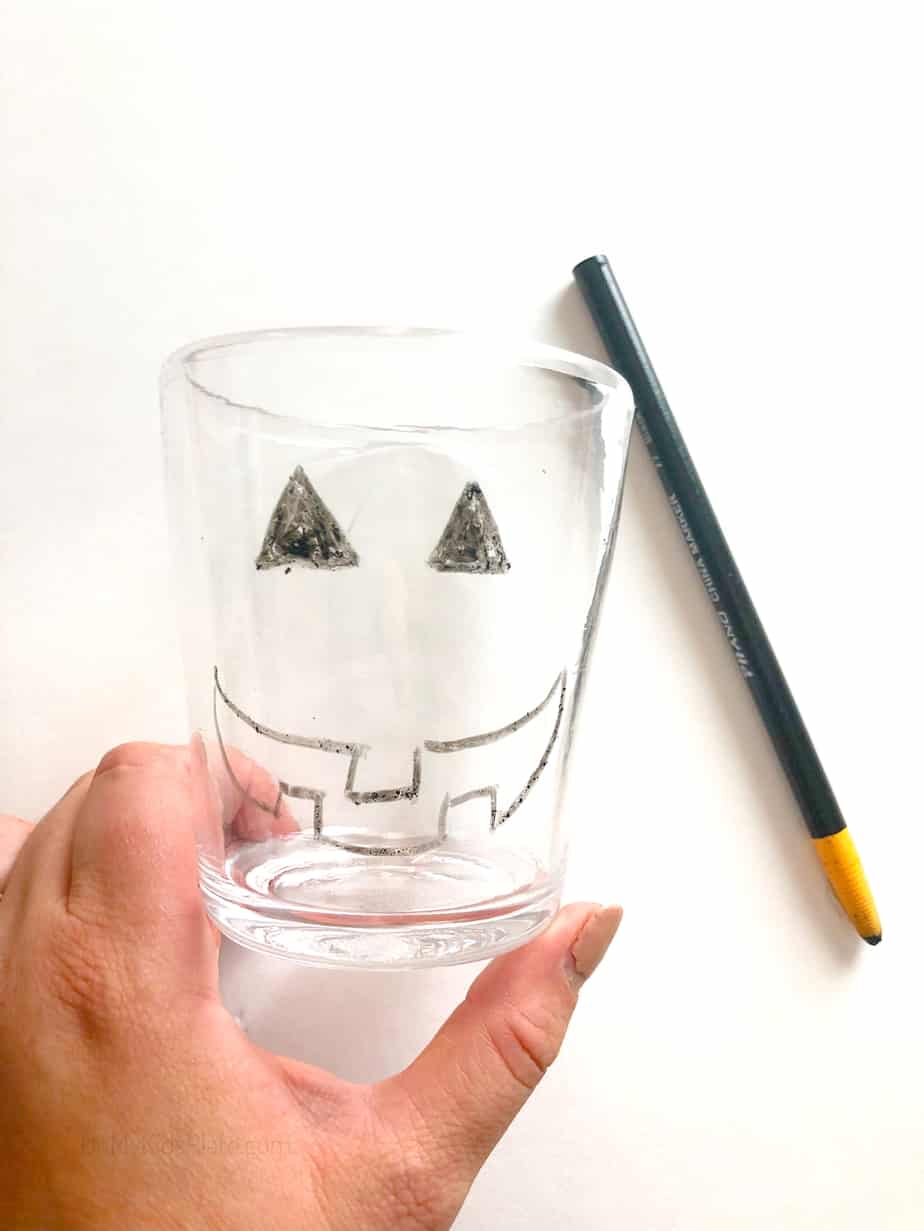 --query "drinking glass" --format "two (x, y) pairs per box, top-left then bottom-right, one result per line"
(161, 328), (633, 968)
